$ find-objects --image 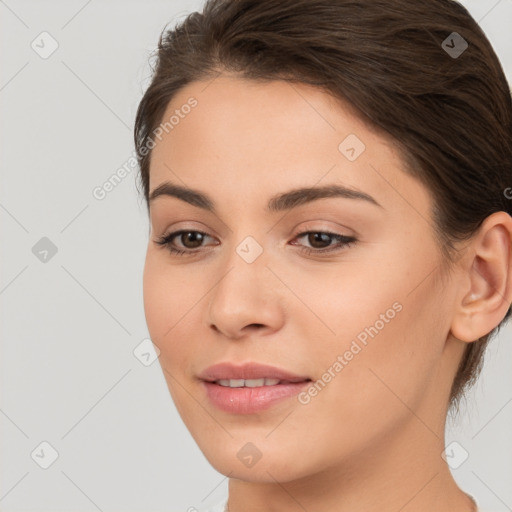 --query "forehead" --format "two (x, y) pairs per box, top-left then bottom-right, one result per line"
(148, 75), (430, 217)
(151, 74), (383, 167)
